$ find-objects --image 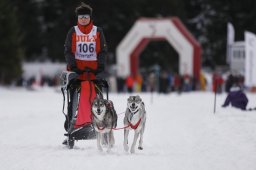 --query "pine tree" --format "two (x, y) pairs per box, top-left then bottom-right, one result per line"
(0, 1), (23, 85)
(14, 0), (42, 61)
